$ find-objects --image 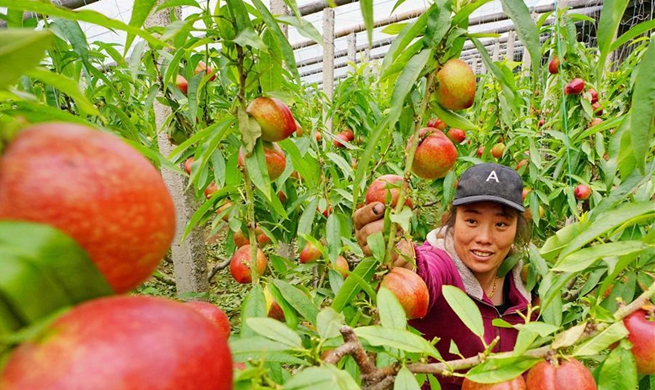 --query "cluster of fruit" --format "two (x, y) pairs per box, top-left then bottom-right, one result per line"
(0, 123), (234, 389)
